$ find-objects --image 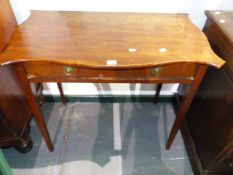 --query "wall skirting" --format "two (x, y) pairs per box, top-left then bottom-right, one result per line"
(44, 94), (174, 103)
